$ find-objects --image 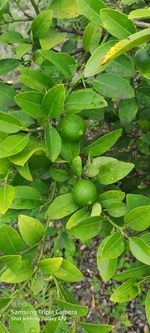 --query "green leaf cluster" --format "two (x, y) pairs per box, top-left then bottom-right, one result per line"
(0, 0), (150, 331)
